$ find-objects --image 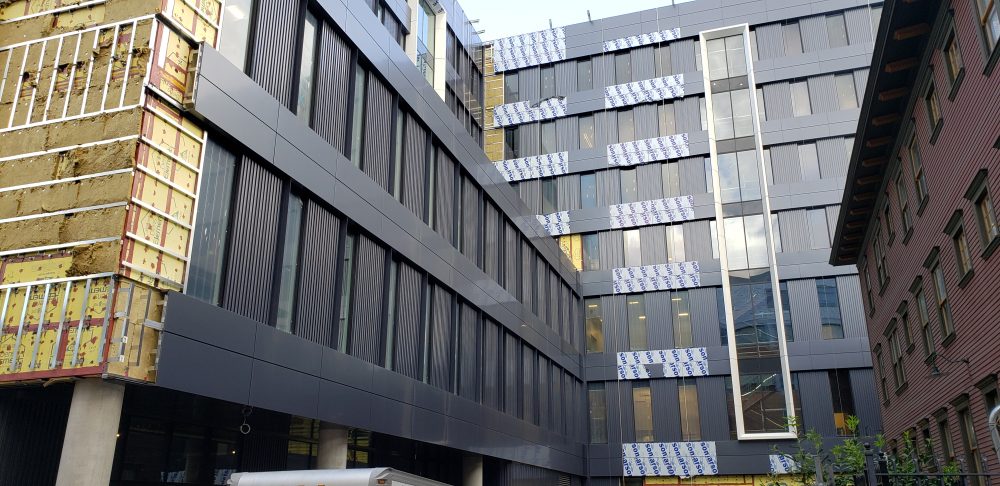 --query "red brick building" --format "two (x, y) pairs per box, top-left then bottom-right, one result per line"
(830, 0), (1000, 477)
